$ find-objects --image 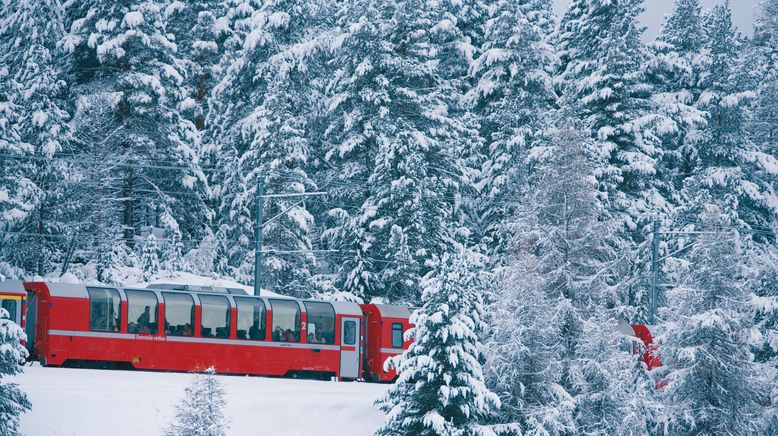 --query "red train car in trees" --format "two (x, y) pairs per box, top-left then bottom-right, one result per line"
(359, 304), (413, 382)
(23, 281), (372, 380)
